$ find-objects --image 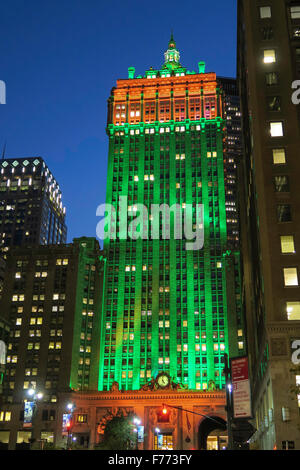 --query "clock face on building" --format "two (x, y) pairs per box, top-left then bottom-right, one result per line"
(157, 373), (170, 388)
